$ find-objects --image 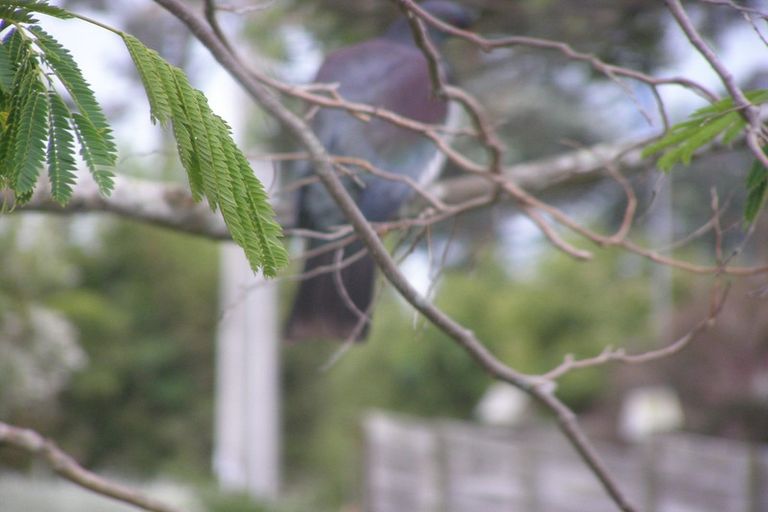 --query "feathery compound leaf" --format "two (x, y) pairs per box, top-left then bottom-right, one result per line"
(215, 112), (288, 276)
(1, 28), (27, 82)
(0, 8), (115, 204)
(31, 25), (117, 190)
(196, 96), (287, 276)
(643, 89), (768, 171)
(71, 112), (115, 193)
(216, 117), (288, 276)
(1, 0), (72, 19)
(173, 73), (221, 209)
(0, 37), (38, 179)
(0, 5), (36, 23)
(31, 26), (110, 132)
(119, 34), (286, 275)
(47, 90), (77, 204)
(122, 34), (172, 125)
(0, 43), (13, 92)
(12, 89), (49, 196)
(744, 147), (768, 225)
